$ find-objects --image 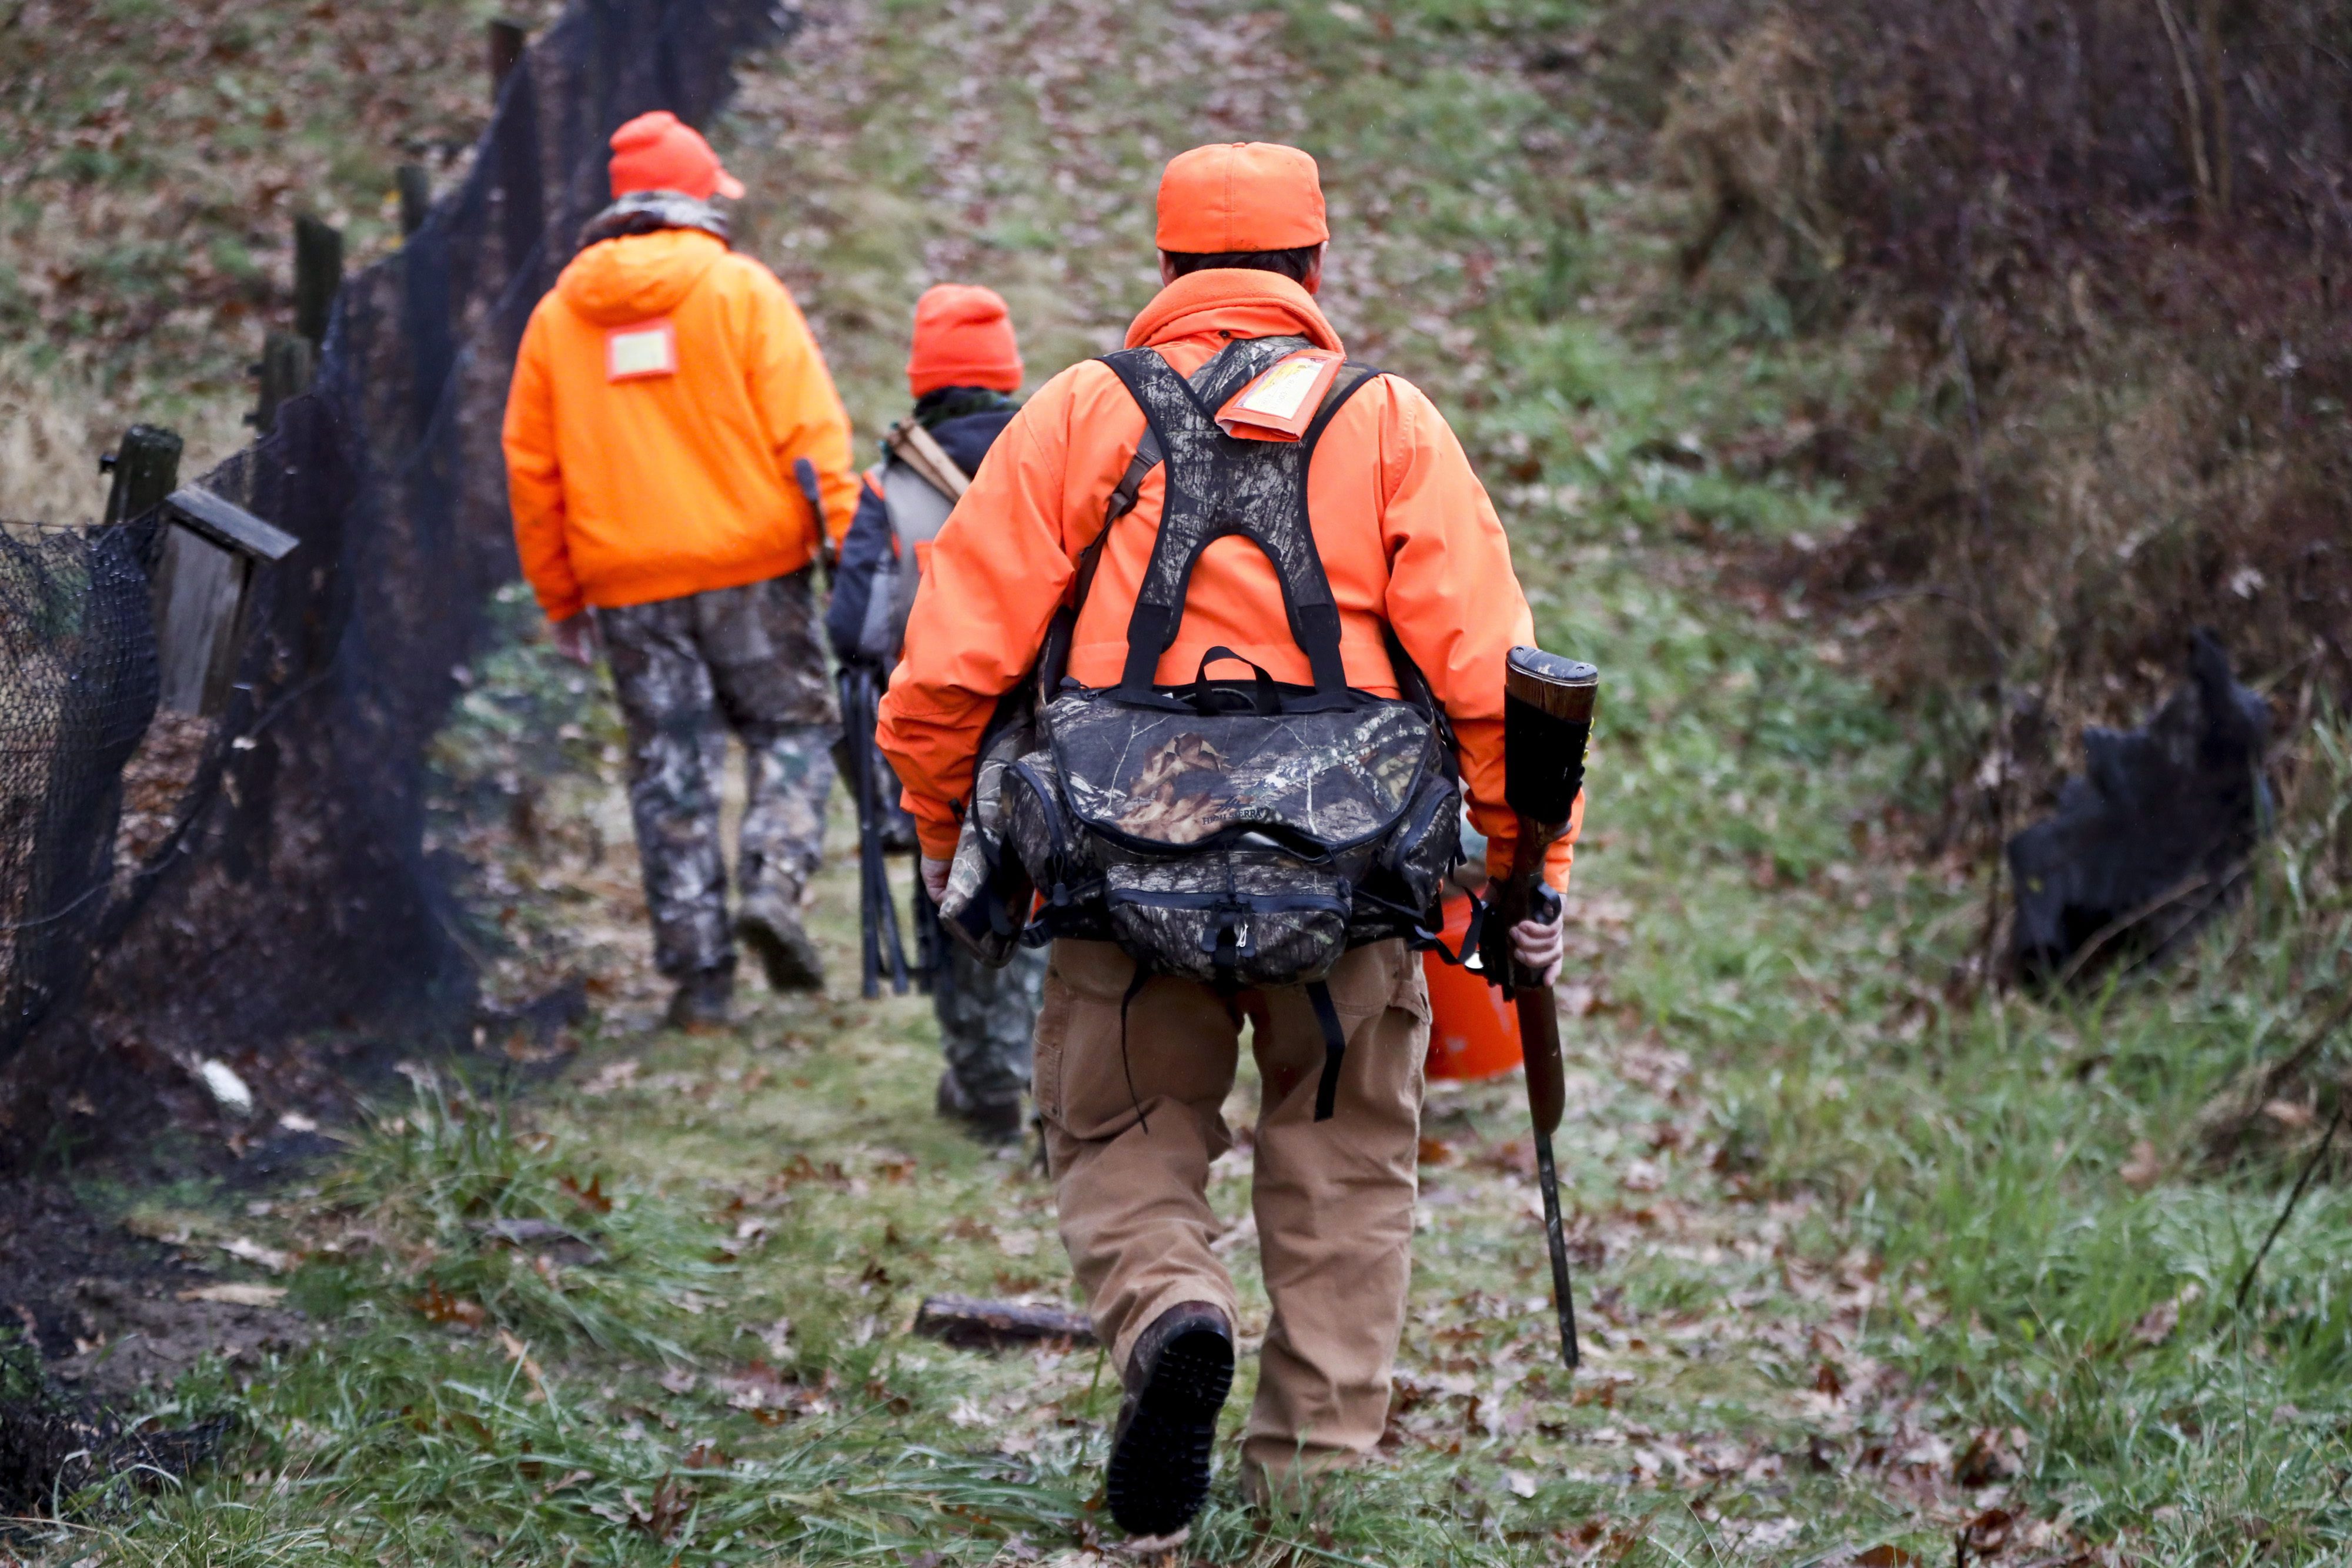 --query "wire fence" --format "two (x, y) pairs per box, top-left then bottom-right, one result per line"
(0, 0), (794, 1091)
